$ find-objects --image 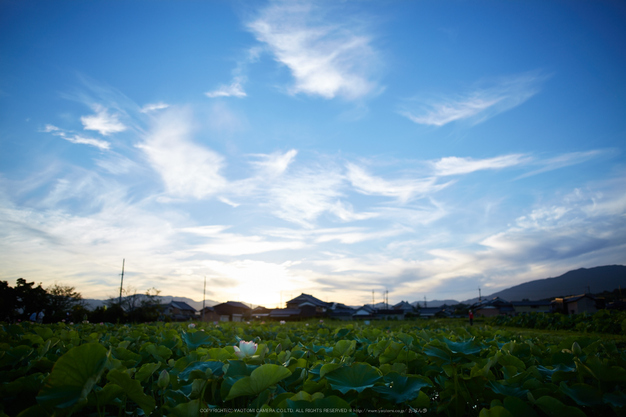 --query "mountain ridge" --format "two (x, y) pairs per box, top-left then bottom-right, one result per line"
(82, 265), (625, 311)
